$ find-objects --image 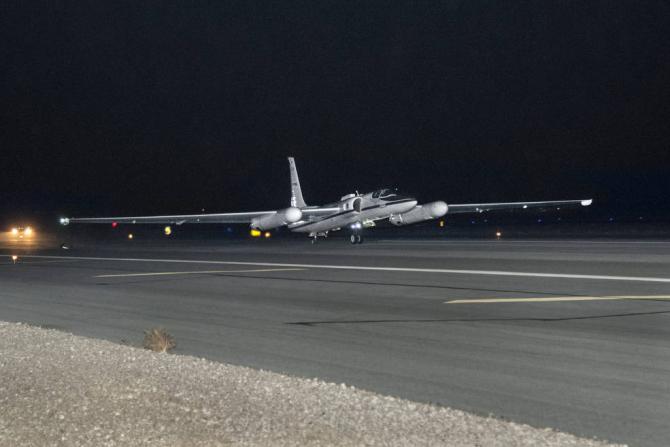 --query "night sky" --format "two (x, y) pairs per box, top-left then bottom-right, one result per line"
(2, 2), (670, 224)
